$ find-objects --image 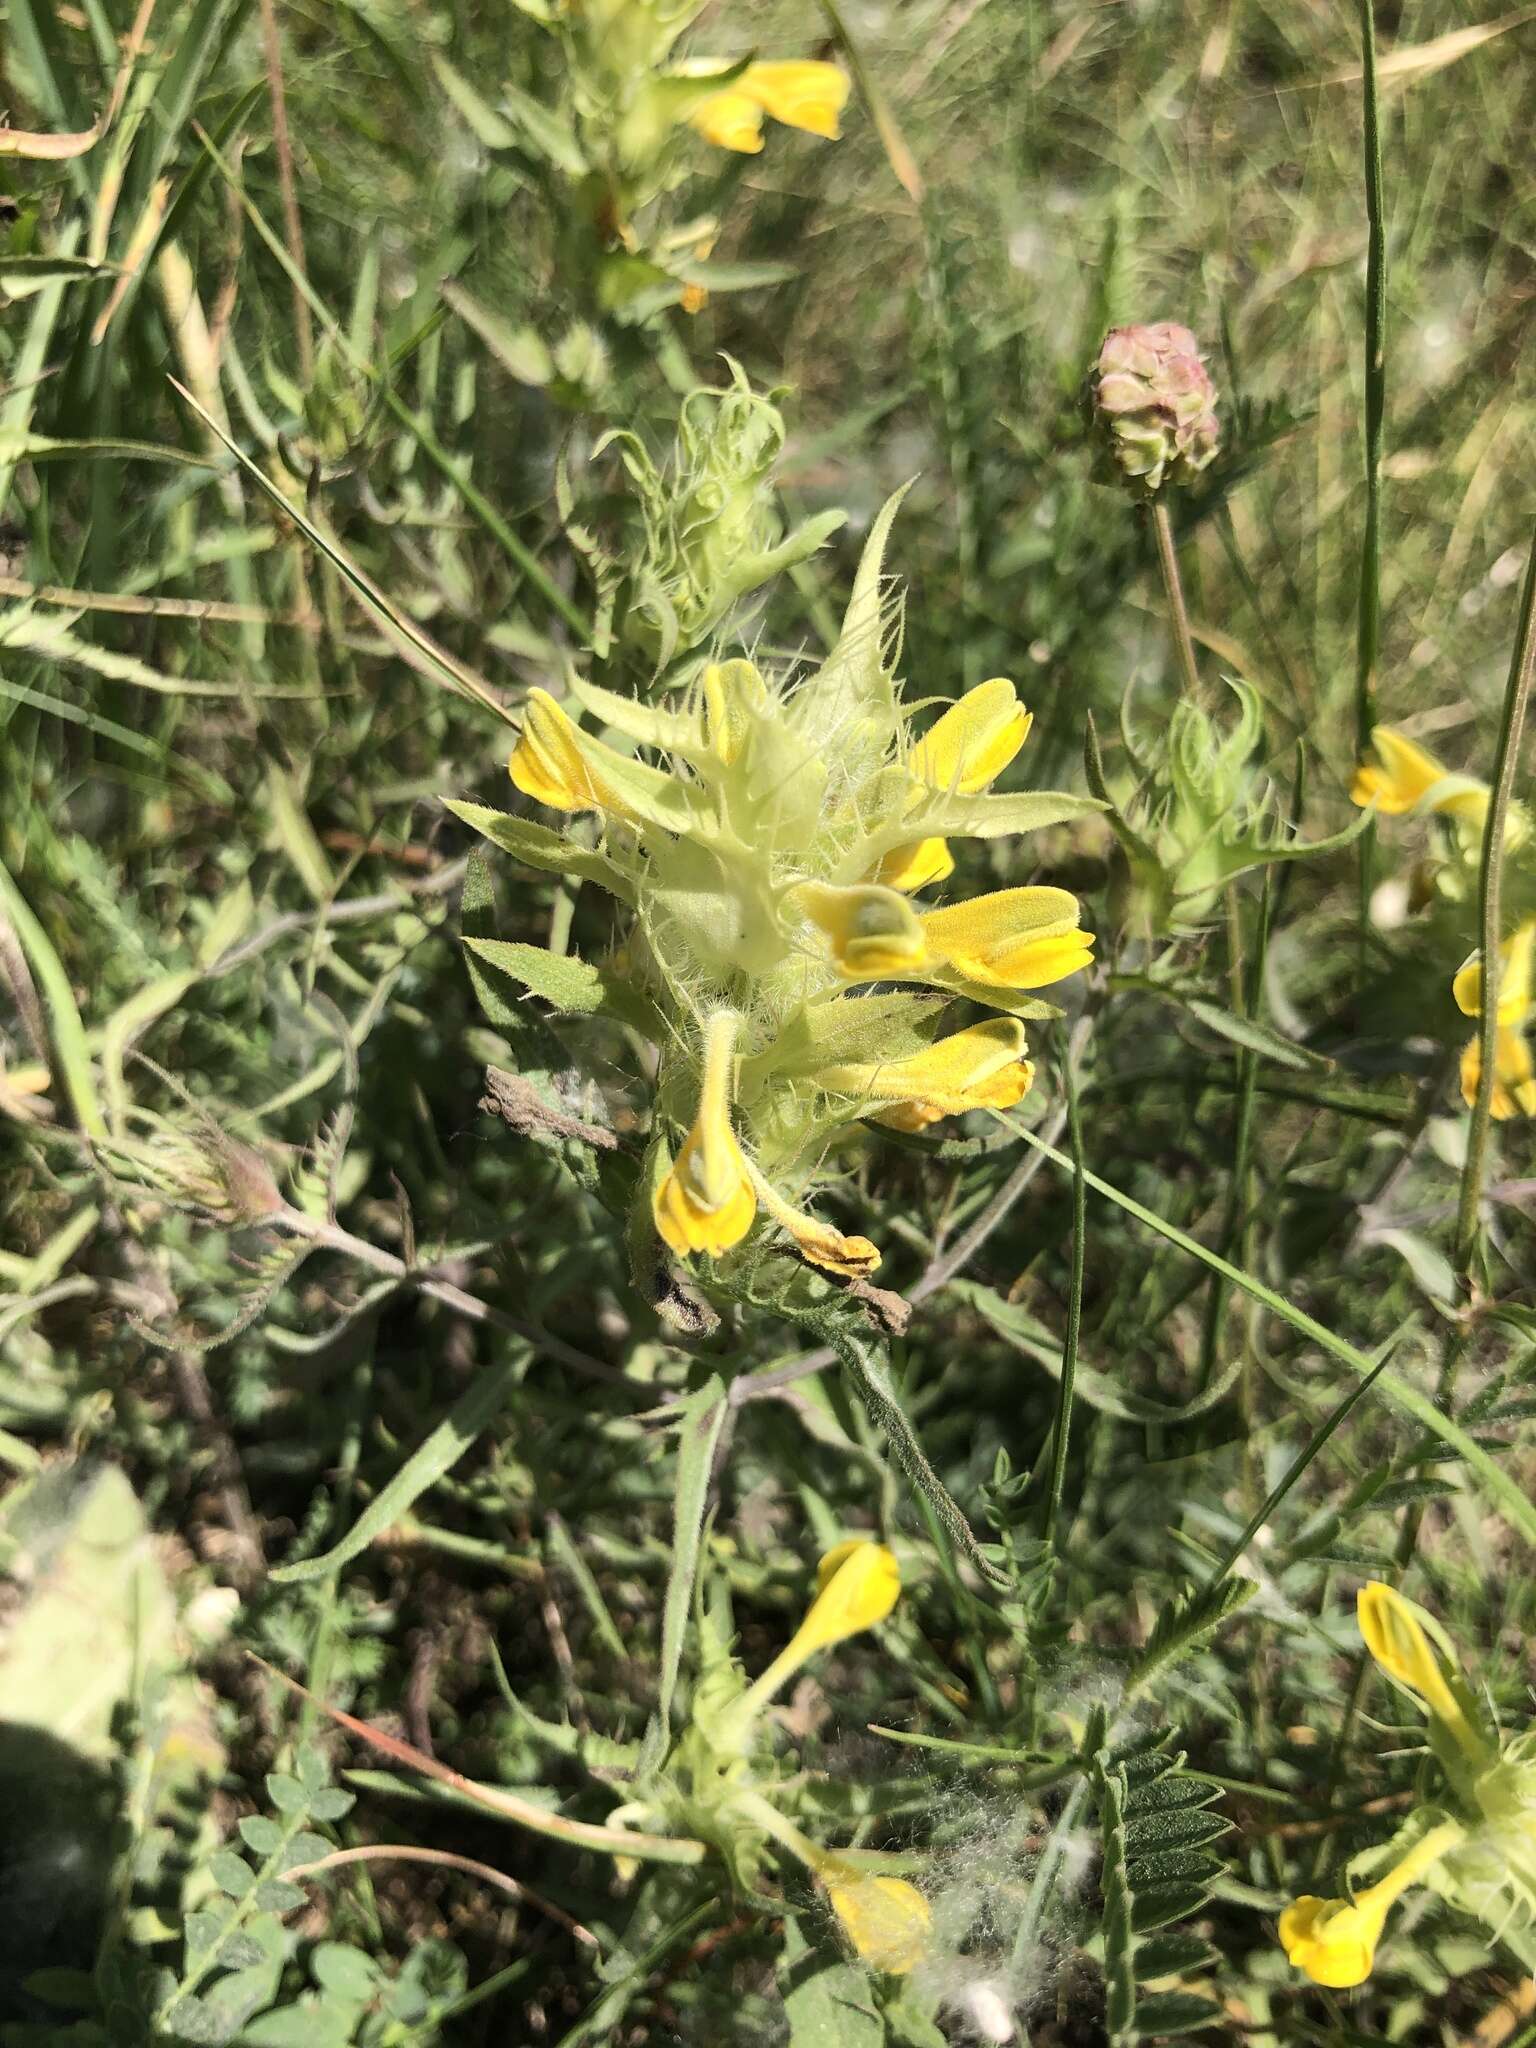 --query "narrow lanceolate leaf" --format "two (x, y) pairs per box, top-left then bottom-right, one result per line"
(461, 939), (660, 1036)
(640, 1375), (728, 1771)
(826, 1321), (1007, 1590)
(443, 799), (633, 901)
(270, 1353), (528, 1583)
